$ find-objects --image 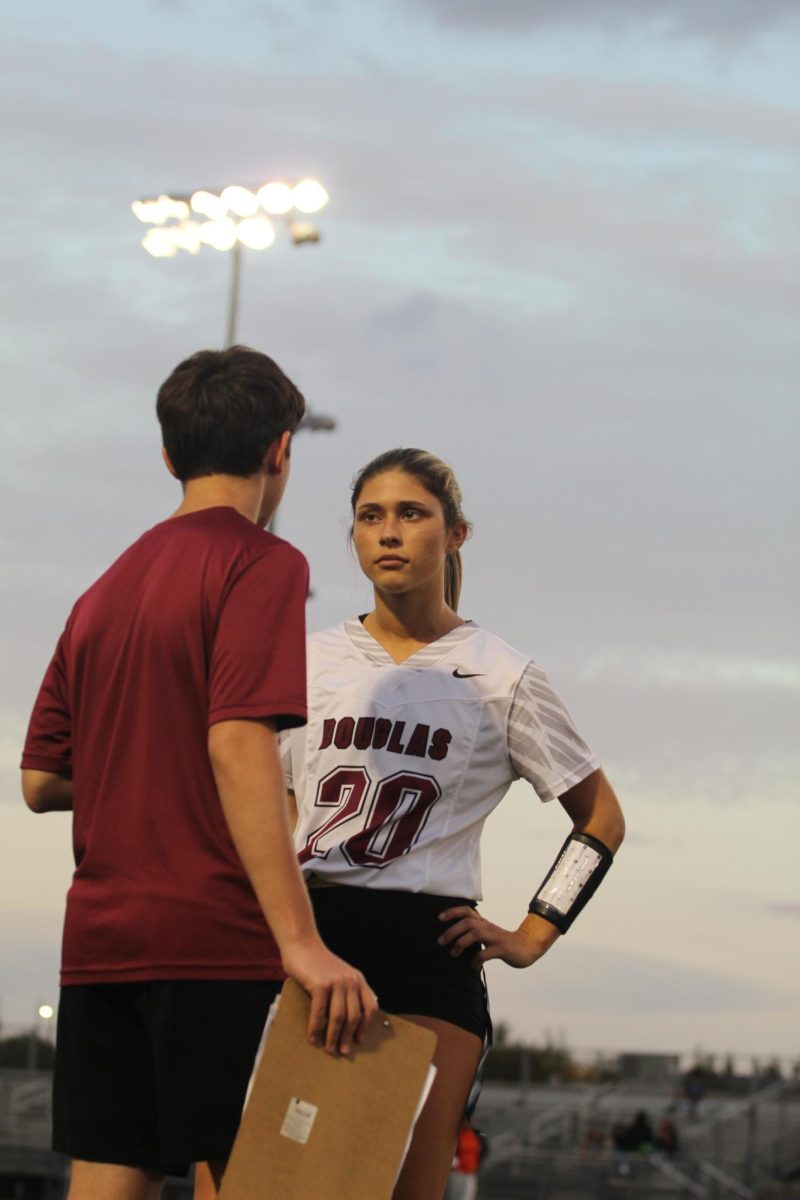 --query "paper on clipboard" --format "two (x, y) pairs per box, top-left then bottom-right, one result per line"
(220, 979), (438, 1200)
